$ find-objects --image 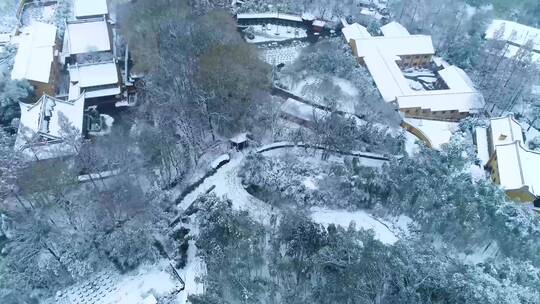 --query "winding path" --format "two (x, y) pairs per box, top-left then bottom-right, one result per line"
(173, 143), (401, 301)
(176, 142), (389, 215)
(177, 154), (275, 225)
